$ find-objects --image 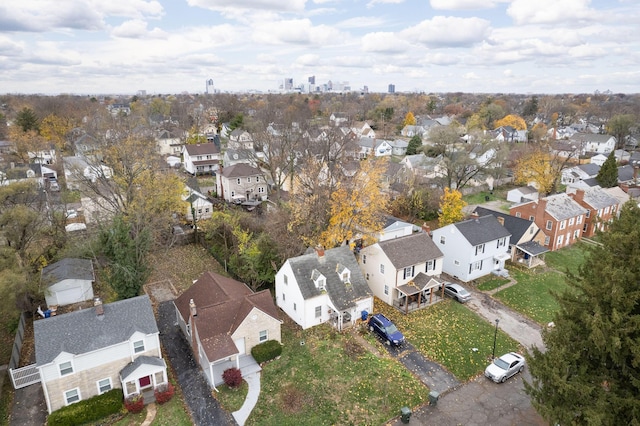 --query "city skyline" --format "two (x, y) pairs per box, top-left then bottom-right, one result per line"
(1, 0), (639, 95)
